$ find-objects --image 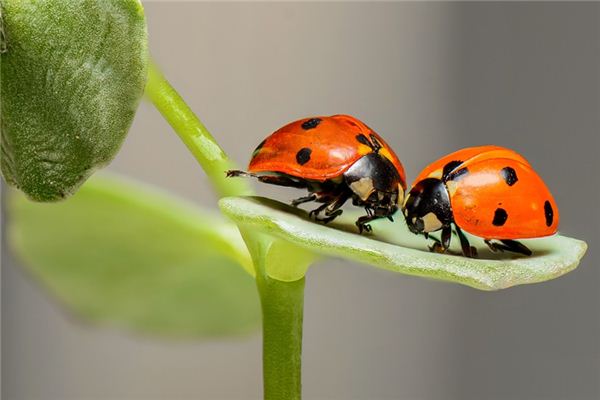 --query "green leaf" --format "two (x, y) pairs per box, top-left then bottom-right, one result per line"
(219, 196), (588, 291)
(8, 174), (260, 338)
(1, 0), (148, 201)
